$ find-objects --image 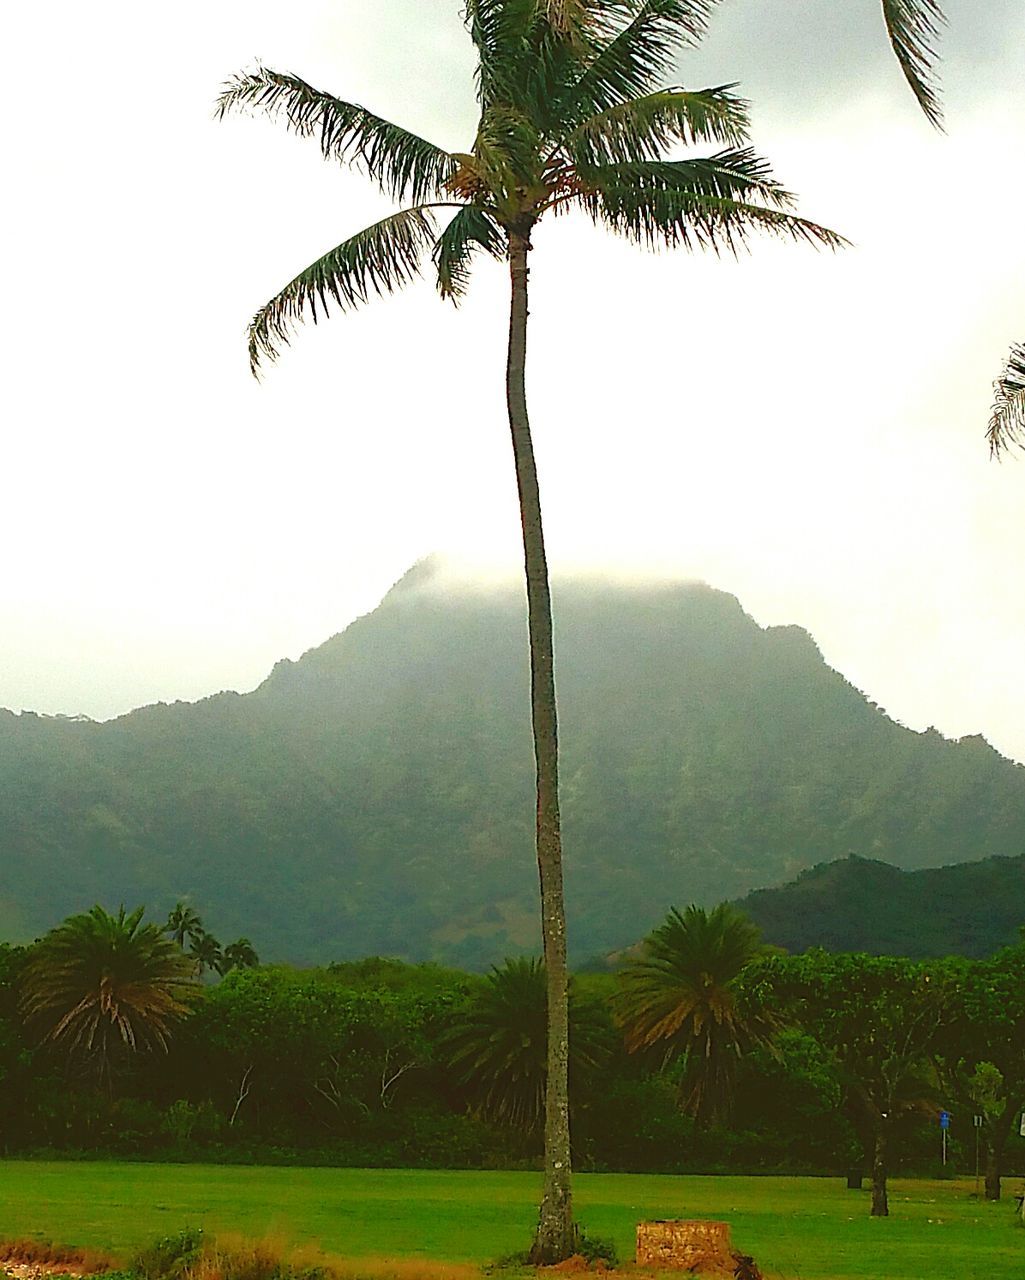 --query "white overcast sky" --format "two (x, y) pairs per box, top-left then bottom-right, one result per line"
(2, 0), (1024, 762)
